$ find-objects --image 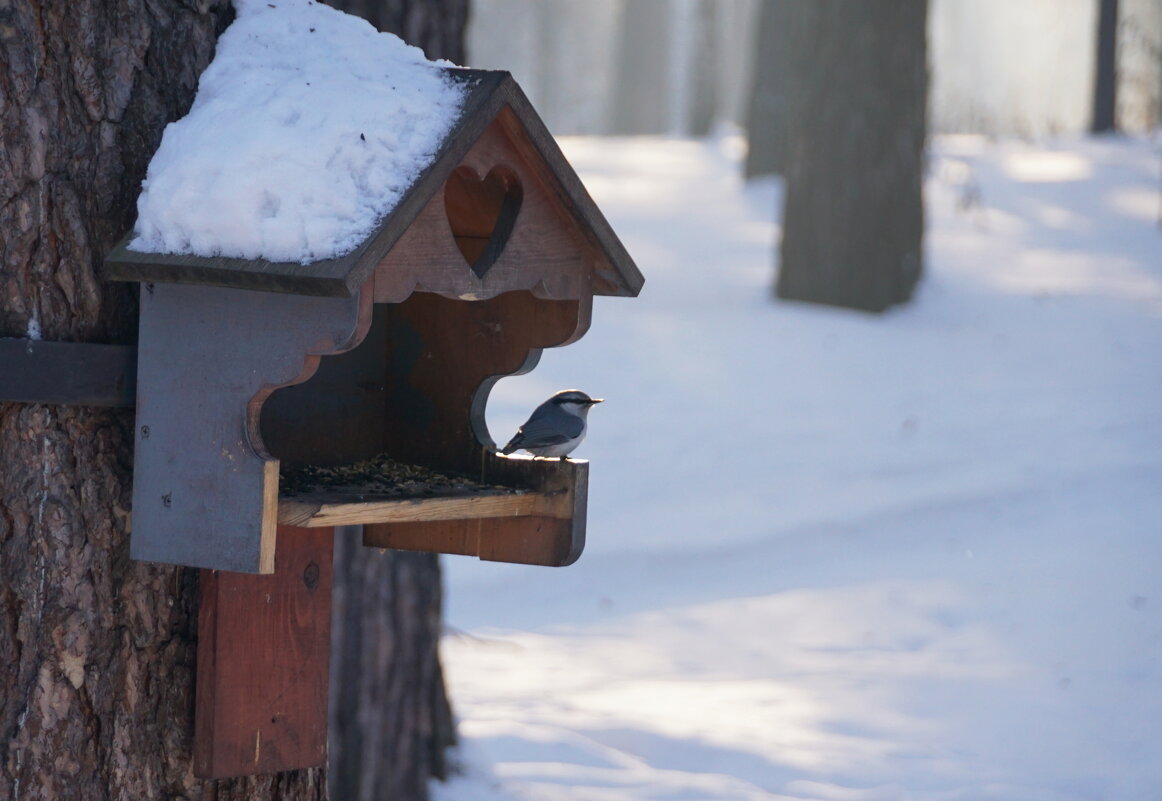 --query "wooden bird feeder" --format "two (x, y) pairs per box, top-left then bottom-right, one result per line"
(102, 68), (642, 778)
